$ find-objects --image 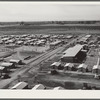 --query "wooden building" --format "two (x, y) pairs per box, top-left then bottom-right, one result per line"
(77, 64), (88, 72)
(64, 63), (74, 71)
